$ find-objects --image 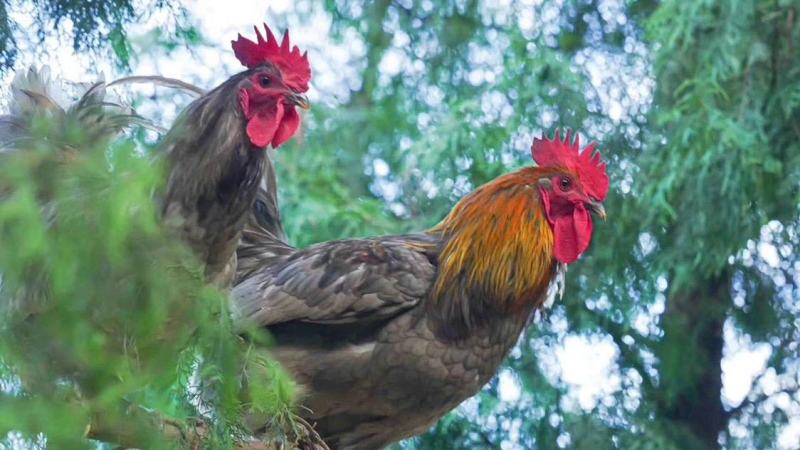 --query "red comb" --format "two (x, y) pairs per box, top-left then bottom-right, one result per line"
(231, 24), (311, 93)
(531, 129), (609, 201)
